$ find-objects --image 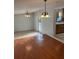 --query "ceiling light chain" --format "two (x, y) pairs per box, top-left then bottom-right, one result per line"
(44, 0), (47, 16)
